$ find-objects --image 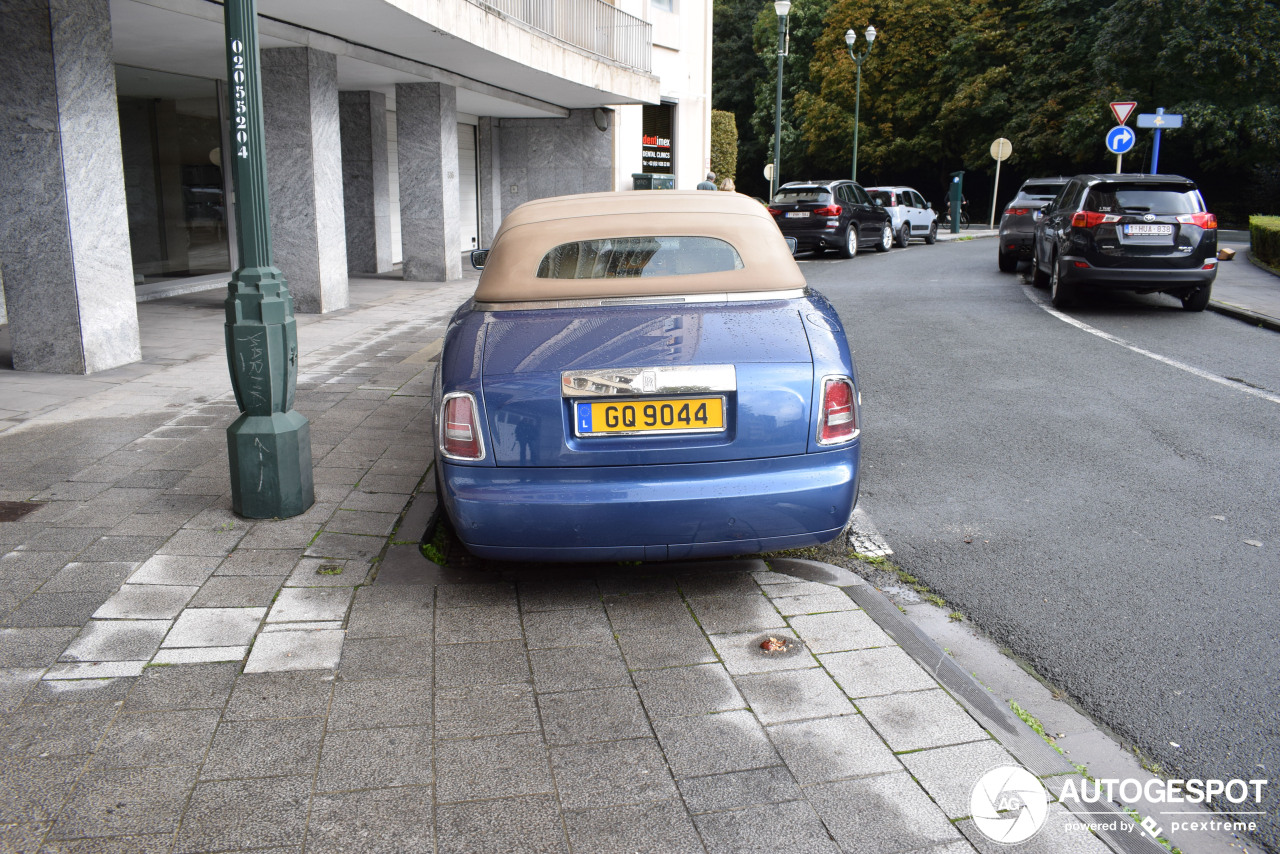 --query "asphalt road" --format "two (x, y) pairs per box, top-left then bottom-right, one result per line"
(804, 237), (1280, 851)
